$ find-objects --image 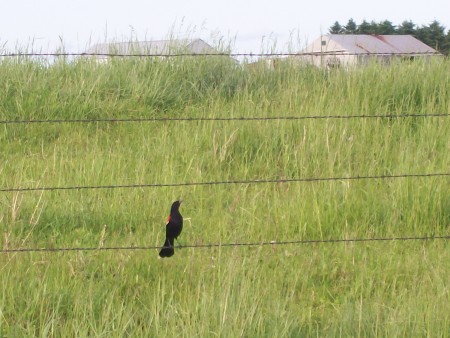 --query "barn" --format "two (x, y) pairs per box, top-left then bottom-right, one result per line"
(83, 38), (222, 62)
(294, 34), (441, 68)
